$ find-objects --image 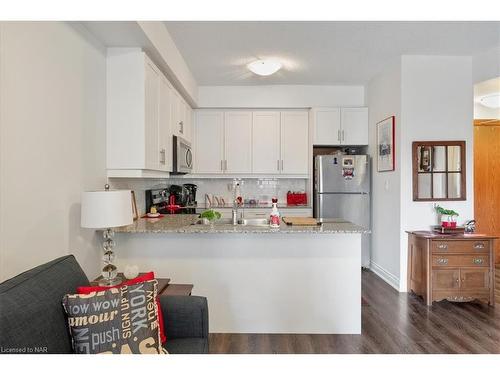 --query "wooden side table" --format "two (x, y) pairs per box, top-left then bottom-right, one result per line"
(91, 273), (193, 296)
